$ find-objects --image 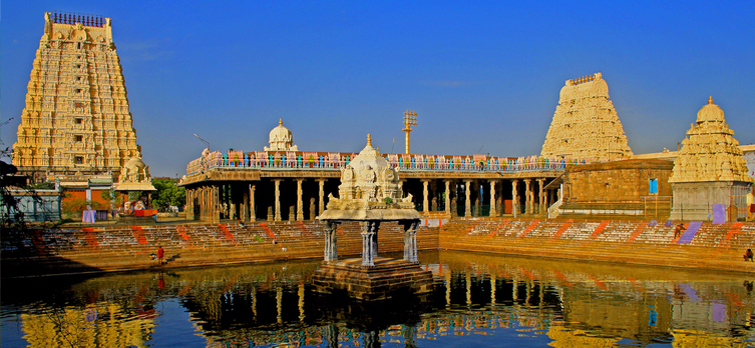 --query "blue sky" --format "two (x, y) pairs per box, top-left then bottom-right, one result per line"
(2, 1), (754, 177)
